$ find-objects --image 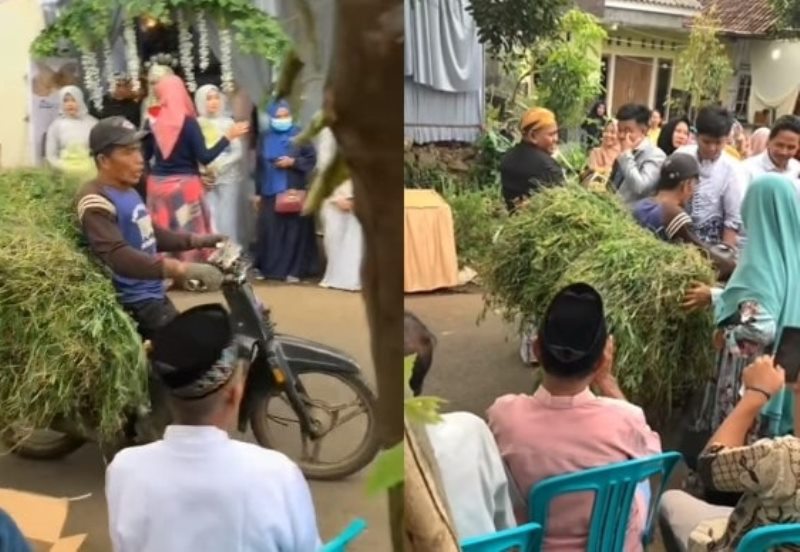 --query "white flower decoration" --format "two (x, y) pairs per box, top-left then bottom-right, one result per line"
(177, 11), (196, 92)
